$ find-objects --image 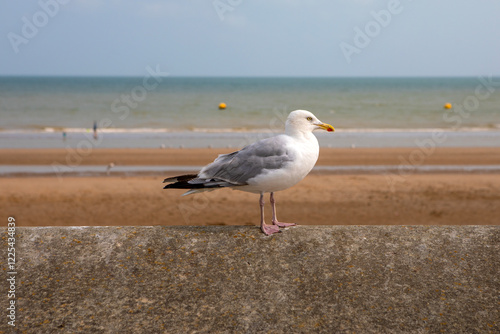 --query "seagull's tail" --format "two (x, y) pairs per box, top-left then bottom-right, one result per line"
(163, 174), (235, 196)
